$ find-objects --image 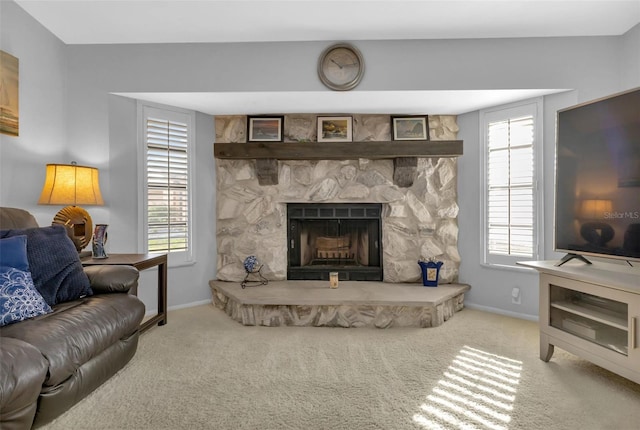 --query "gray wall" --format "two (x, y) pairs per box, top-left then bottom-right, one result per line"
(458, 25), (640, 318)
(105, 95), (216, 309)
(0, 1), (68, 219)
(2, 0), (639, 316)
(458, 92), (576, 319)
(621, 23), (640, 88)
